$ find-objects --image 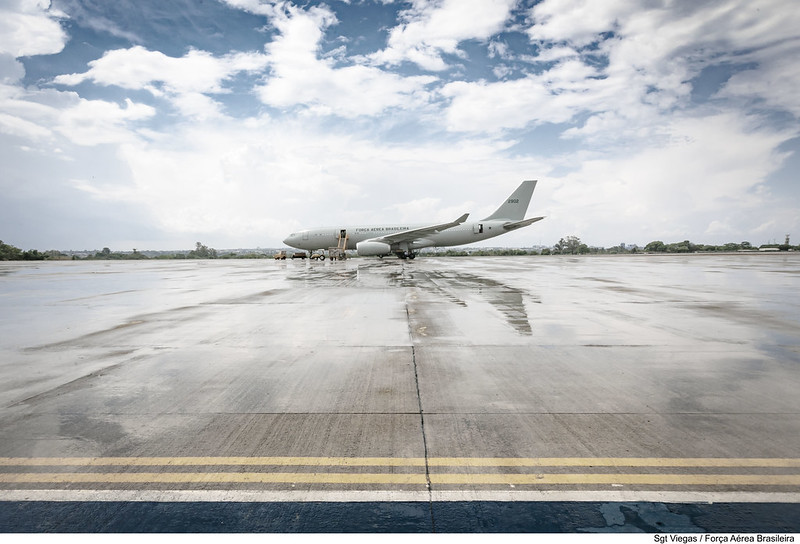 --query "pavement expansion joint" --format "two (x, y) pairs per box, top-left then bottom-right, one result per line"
(404, 260), (436, 530)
